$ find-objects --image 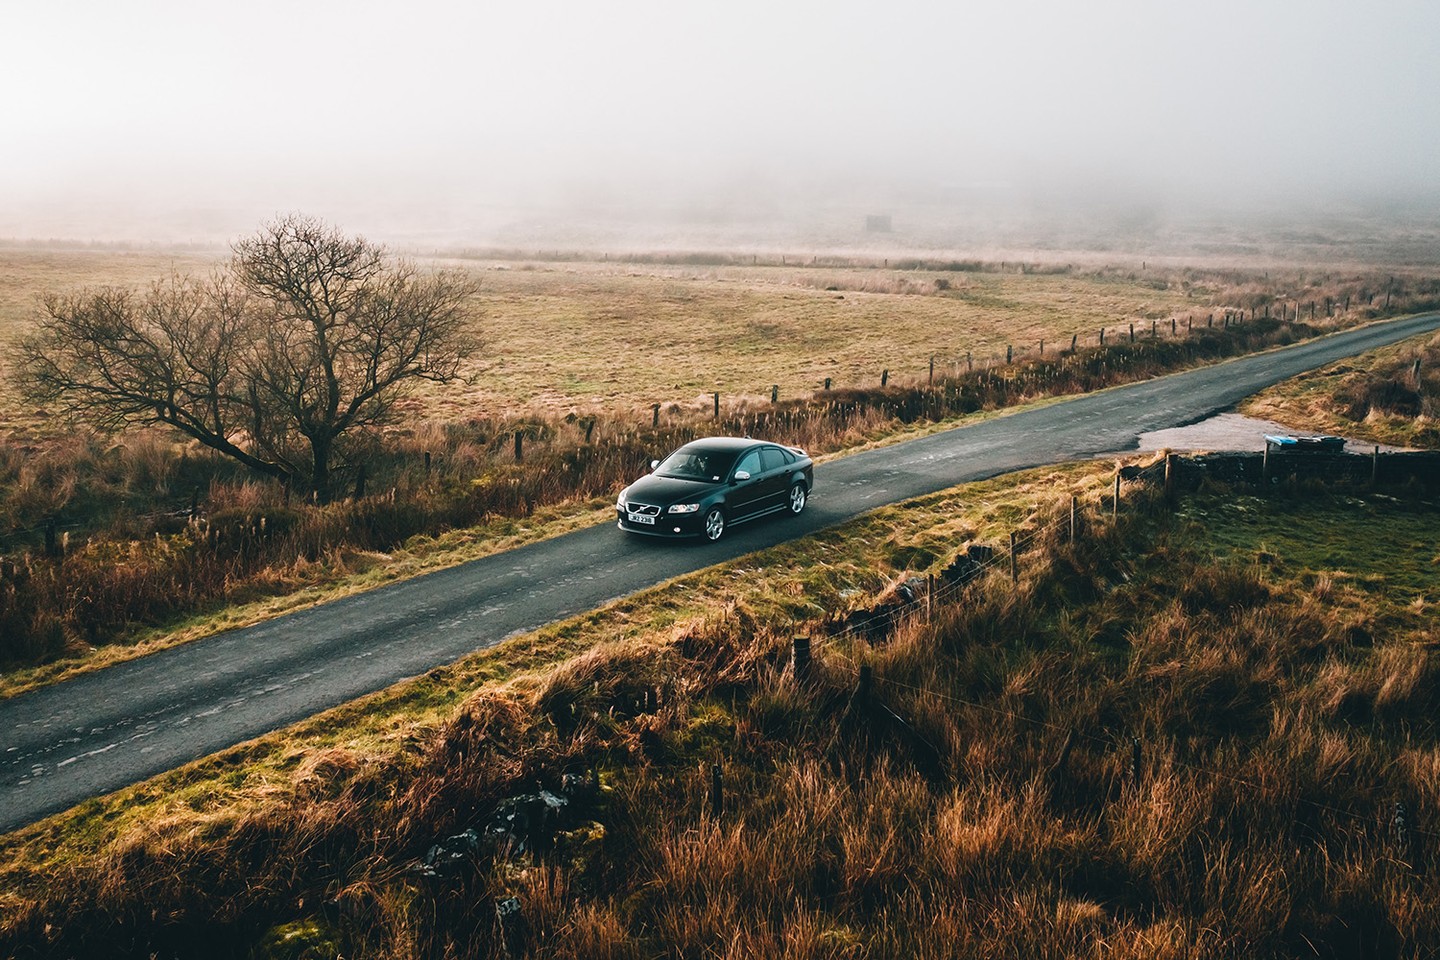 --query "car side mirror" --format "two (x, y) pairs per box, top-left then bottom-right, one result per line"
(732, 469), (751, 483)
(650, 459), (660, 470)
